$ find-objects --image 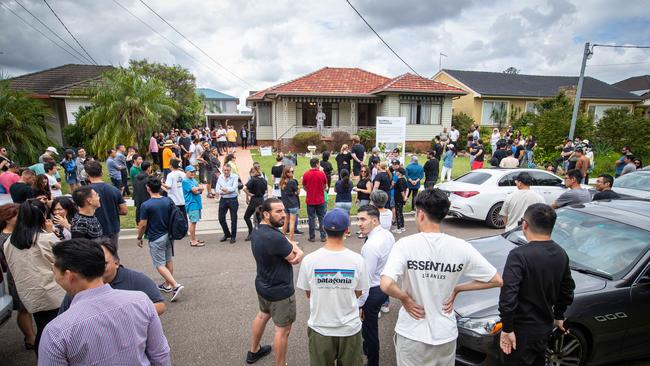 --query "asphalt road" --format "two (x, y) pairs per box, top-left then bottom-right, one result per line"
(0, 217), (648, 366)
